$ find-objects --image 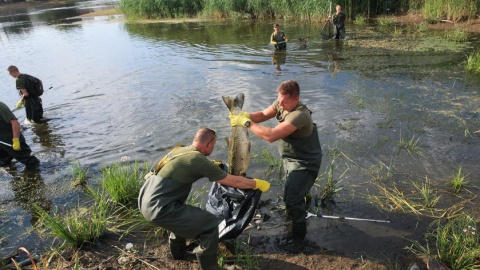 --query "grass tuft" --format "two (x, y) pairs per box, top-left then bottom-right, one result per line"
(465, 51), (480, 74)
(450, 166), (469, 193)
(406, 213), (479, 270)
